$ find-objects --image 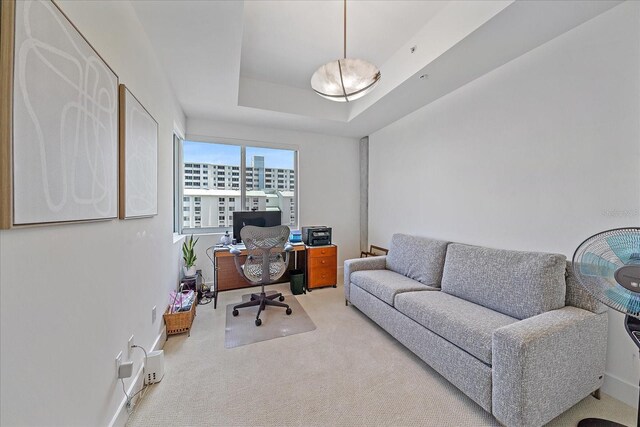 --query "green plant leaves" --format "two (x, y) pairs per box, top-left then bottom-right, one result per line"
(182, 234), (199, 268)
